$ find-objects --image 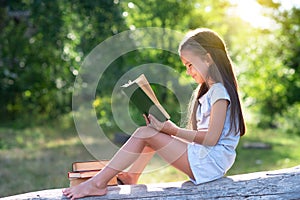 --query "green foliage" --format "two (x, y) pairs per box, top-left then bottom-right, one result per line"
(0, 0), (126, 123)
(120, 0), (193, 30)
(275, 103), (300, 135)
(233, 5), (300, 127)
(236, 31), (289, 127)
(274, 7), (300, 106)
